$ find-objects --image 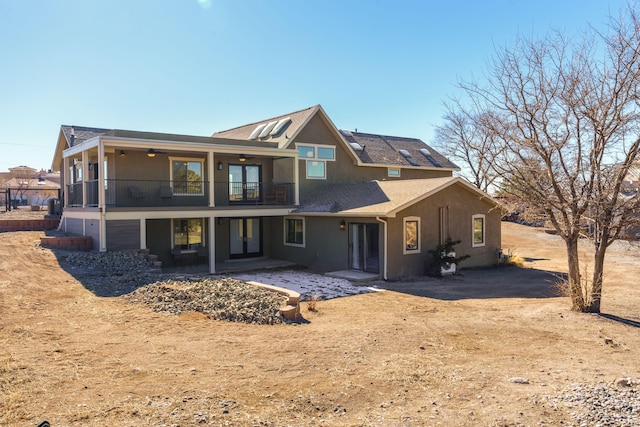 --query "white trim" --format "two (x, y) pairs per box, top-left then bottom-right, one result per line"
(283, 216), (305, 247)
(168, 156), (205, 196)
(403, 216), (421, 254)
(305, 160), (326, 180)
(388, 167), (401, 178)
(296, 142), (335, 180)
(171, 217), (205, 250)
(472, 214), (486, 247)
